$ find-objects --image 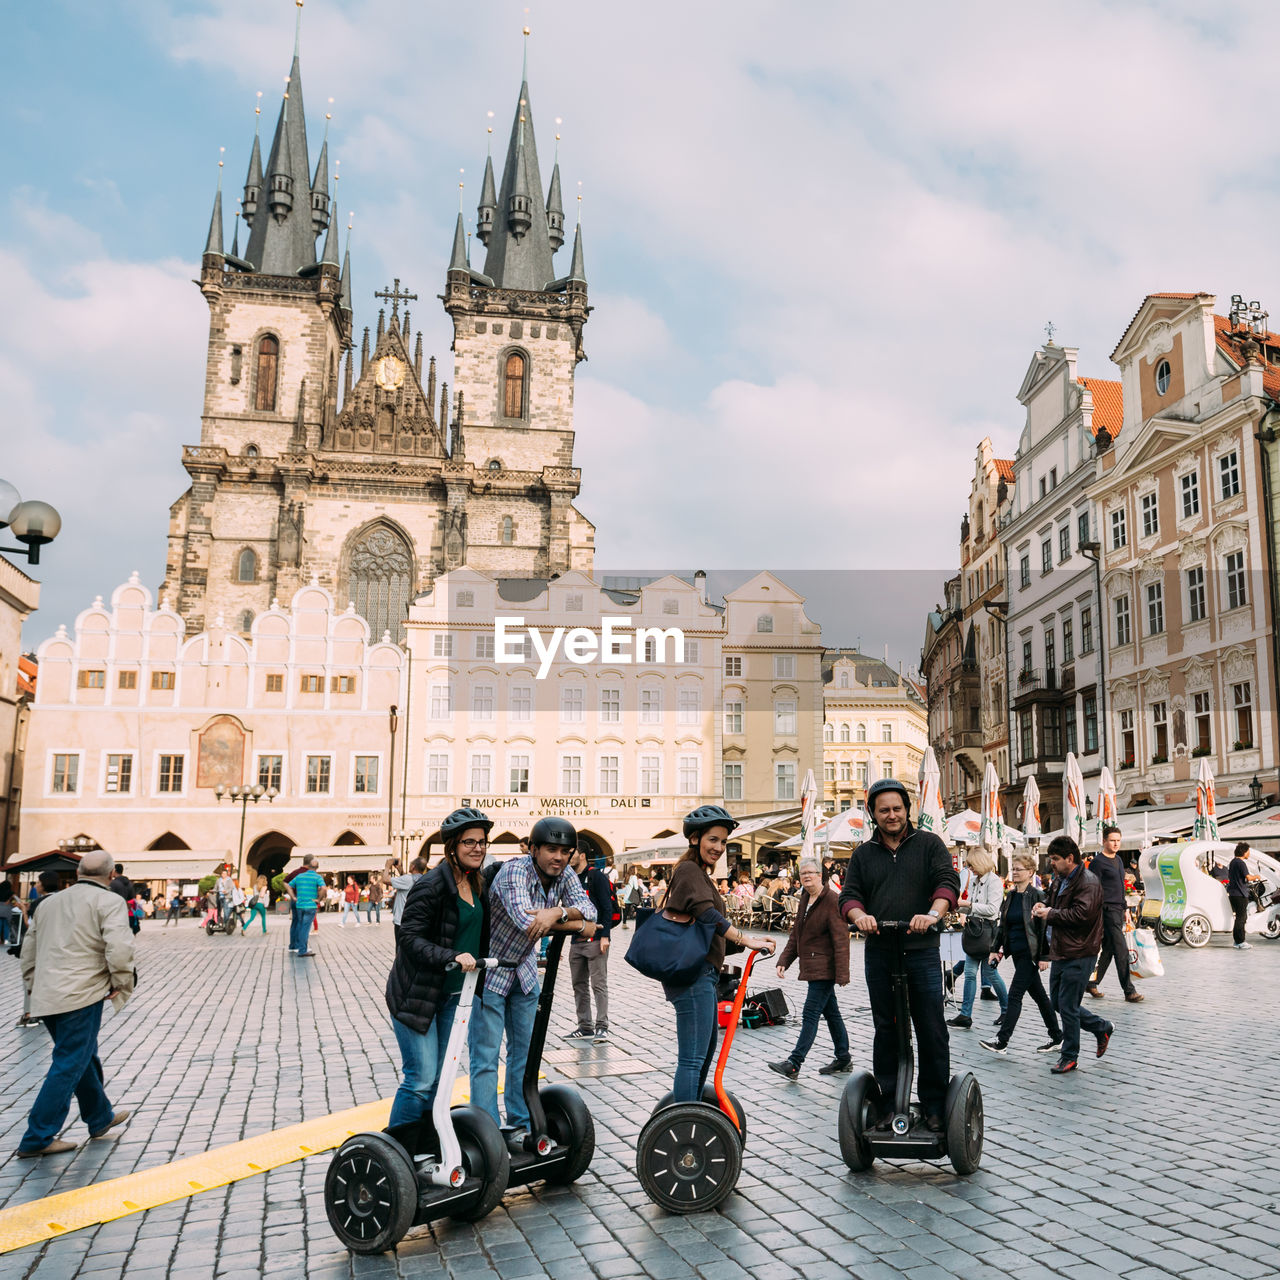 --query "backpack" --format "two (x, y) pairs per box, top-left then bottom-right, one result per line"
(608, 877), (622, 926)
